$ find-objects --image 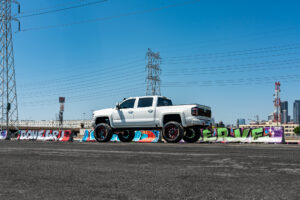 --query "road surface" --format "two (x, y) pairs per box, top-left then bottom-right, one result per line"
(0, 141), (299, 200)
